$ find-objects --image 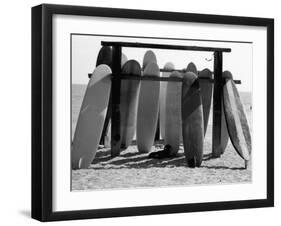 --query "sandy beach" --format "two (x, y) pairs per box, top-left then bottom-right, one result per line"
(72, 144), (251, 191)
(71, 84), (252, 191)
